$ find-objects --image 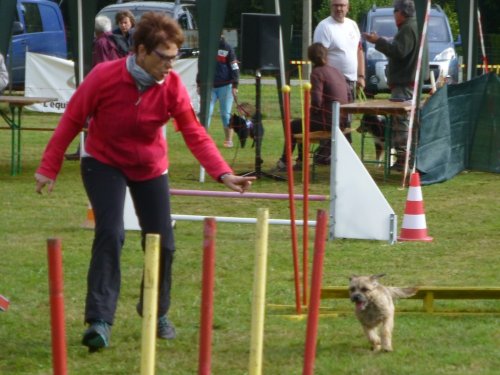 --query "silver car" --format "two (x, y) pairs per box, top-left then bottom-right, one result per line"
(361, 5), (459, 95)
